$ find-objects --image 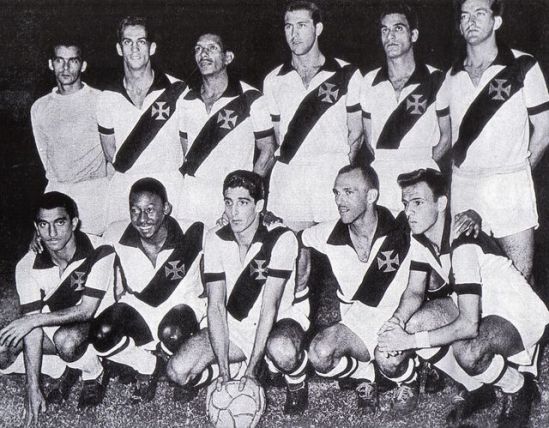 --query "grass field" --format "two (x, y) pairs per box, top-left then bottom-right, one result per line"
(0, 275), (549, 428)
